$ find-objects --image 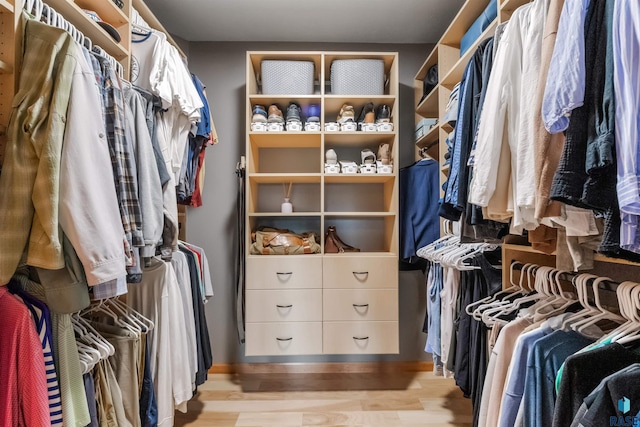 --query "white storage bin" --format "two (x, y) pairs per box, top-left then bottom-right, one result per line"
(261, 60), (315, 95)
(330, 59), (385, 95)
